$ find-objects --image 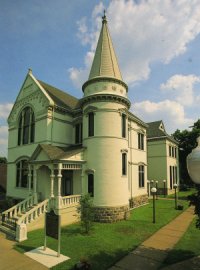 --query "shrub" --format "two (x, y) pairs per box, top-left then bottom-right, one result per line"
(77, 194), (94, 234)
